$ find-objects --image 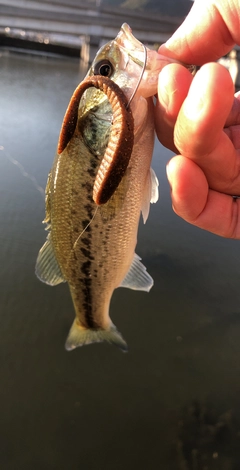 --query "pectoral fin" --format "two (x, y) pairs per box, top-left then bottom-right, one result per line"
(35, 235), (65, 286)
(141, 167), (159, 224)
(120, 253), (153, 292)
